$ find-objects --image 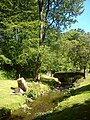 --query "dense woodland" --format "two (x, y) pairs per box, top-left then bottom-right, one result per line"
(0, 0), (90, 80)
